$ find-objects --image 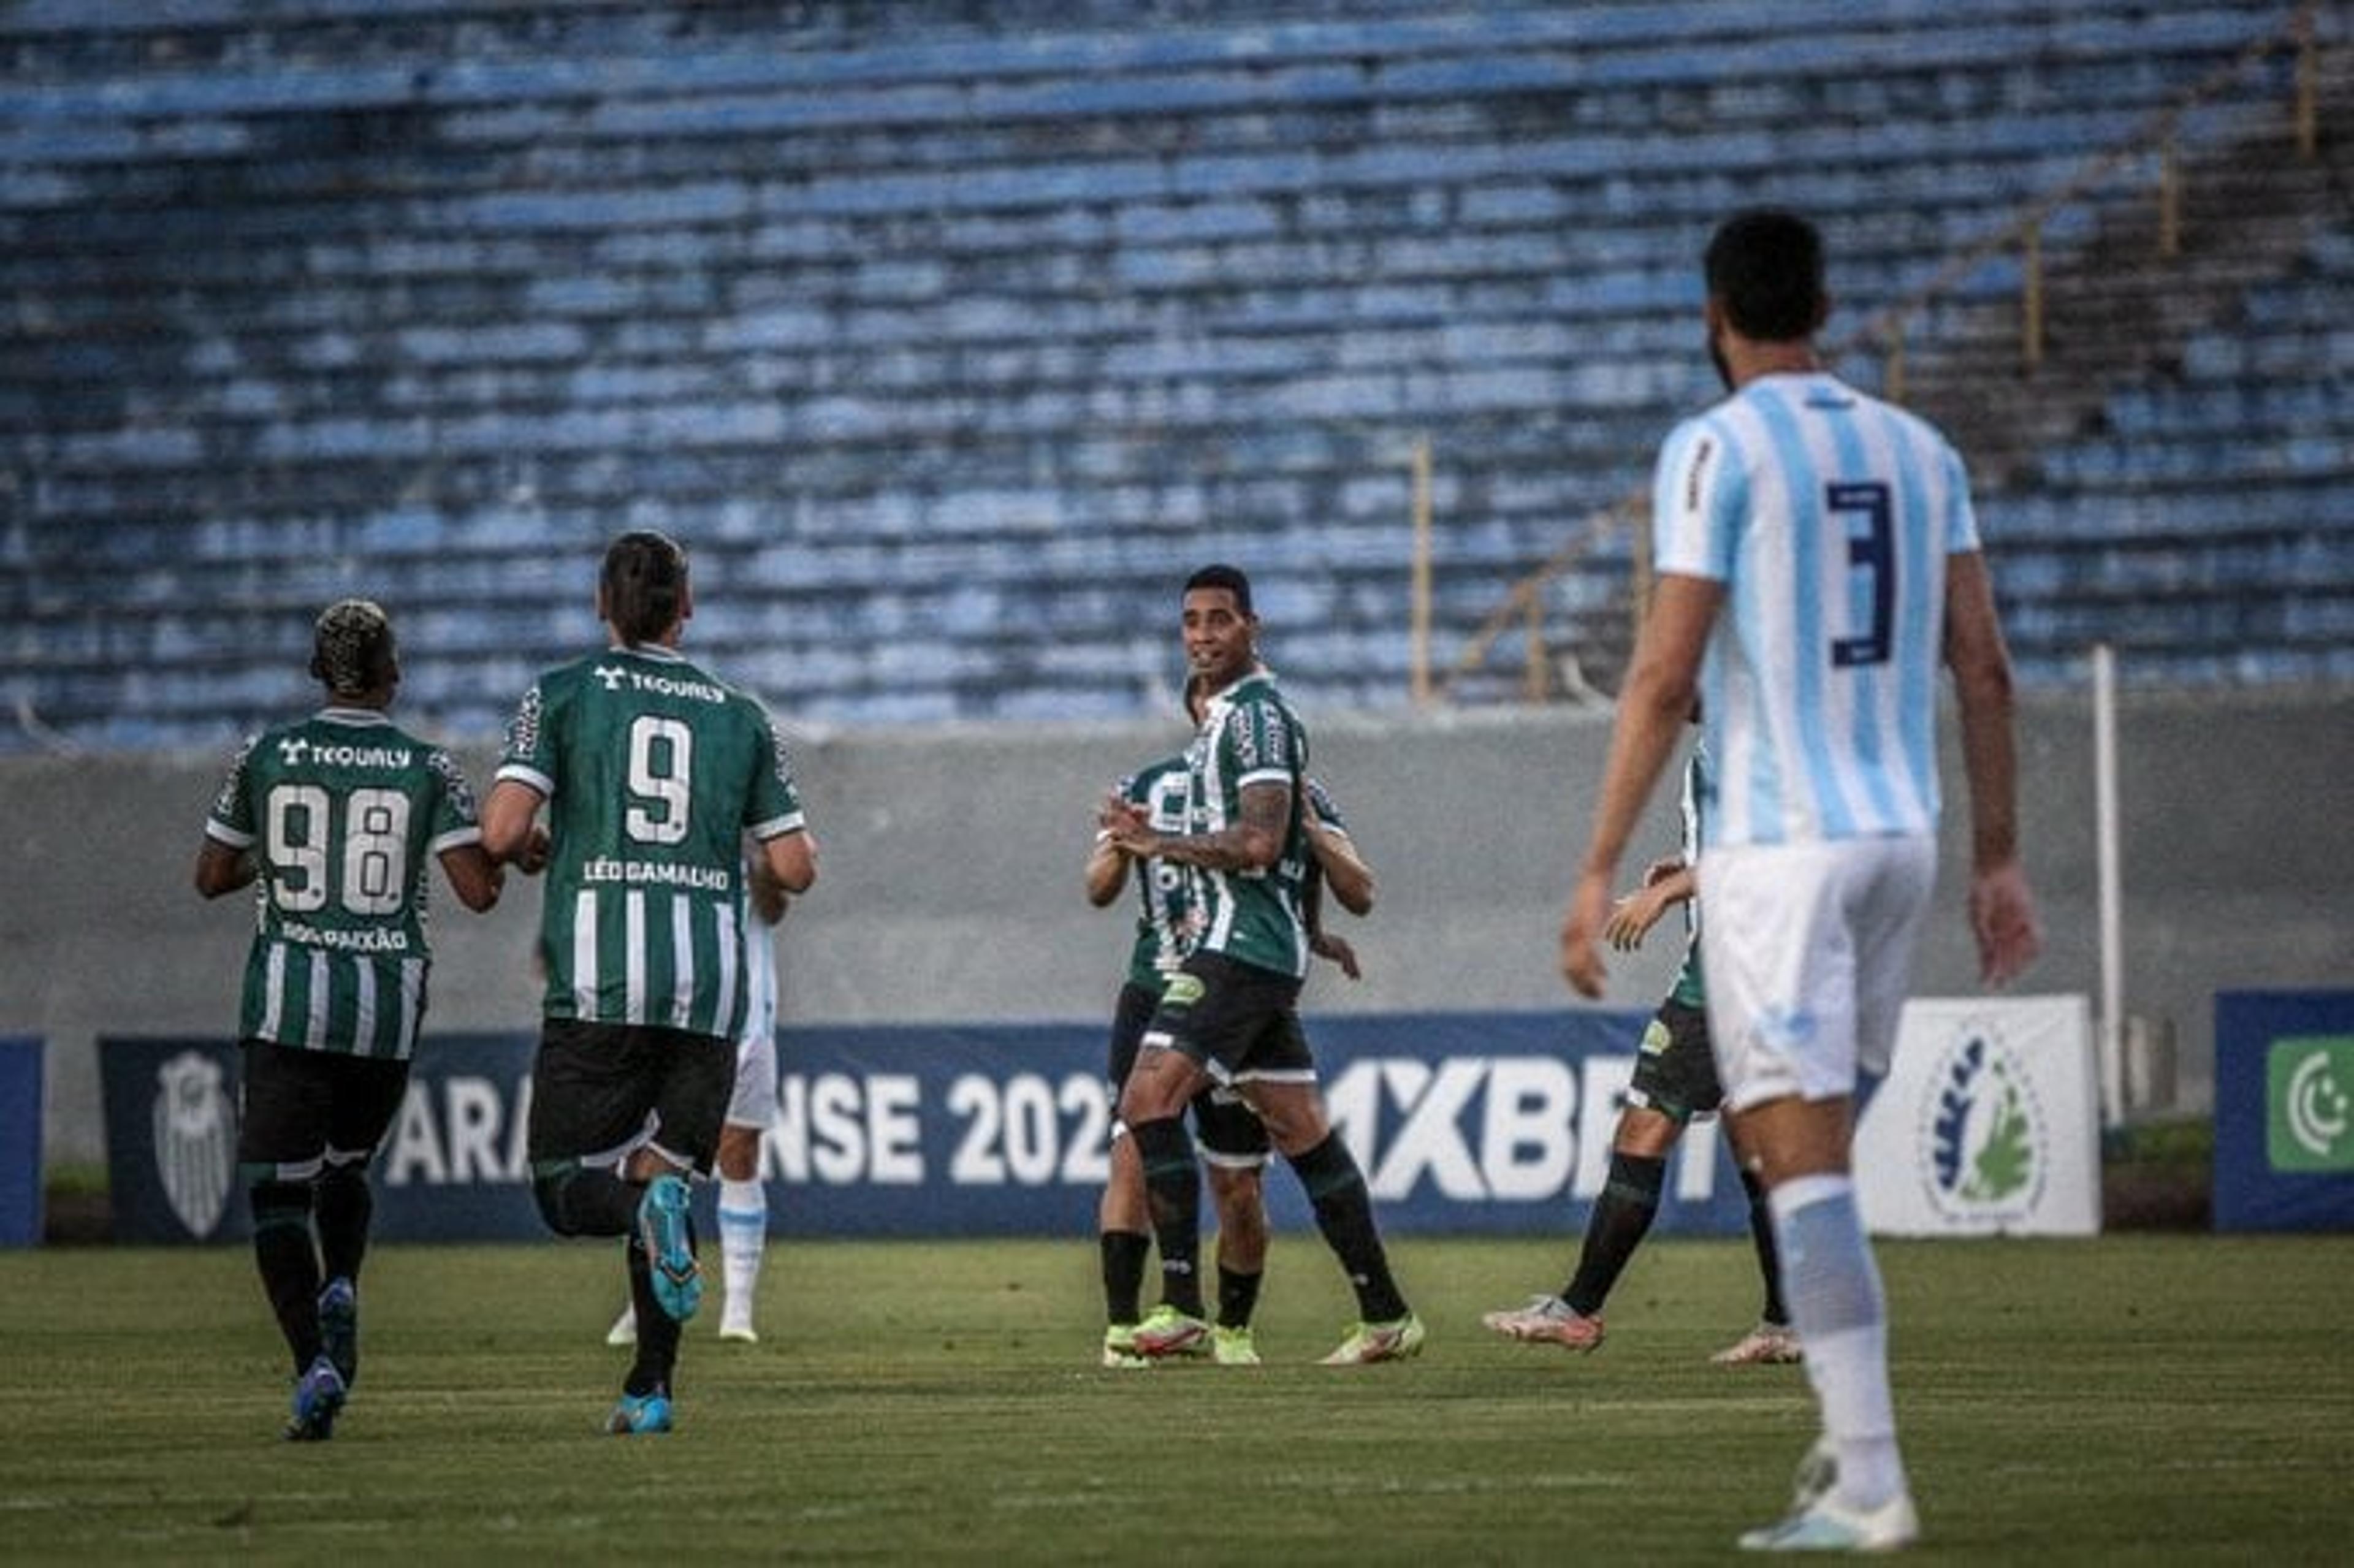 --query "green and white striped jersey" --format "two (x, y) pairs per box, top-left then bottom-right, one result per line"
(1186, 669), (1314, 979)
(204, 707), (484, 1060)
(1667, 740), (1708, 1010)
(498, 644), (804, 1038)
(1116, 755), (1199, 989)
(1116, 756), (1356, 989)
